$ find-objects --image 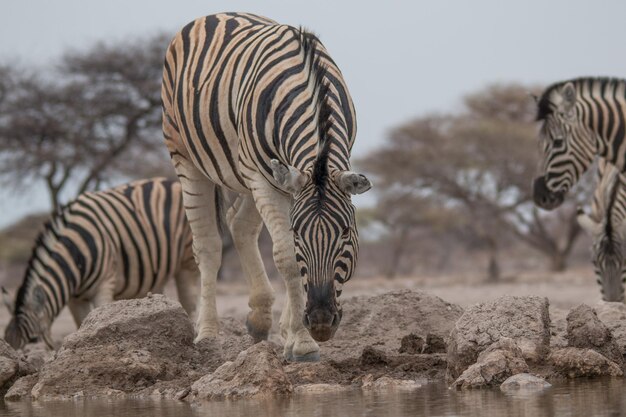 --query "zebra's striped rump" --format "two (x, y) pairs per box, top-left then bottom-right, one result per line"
(4, 178), (195, 349)
(533, 77), (626, 210)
